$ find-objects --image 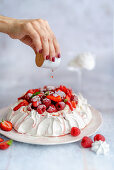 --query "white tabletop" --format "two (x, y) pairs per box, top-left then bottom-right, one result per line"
(0, 0), (113, 170)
